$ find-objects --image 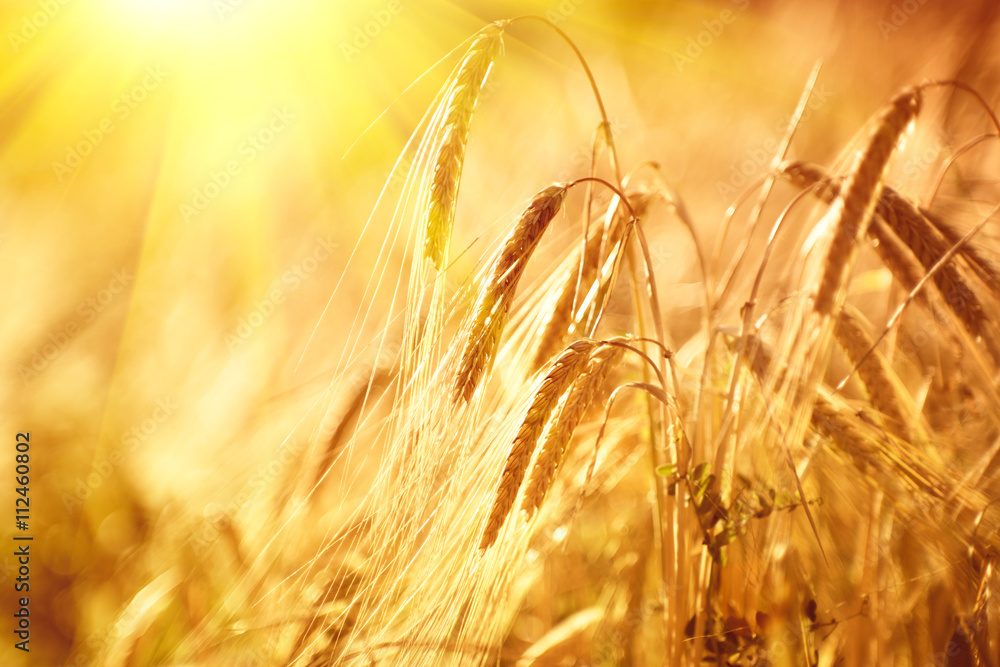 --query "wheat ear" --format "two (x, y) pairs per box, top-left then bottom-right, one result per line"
(924, 208), (1000, 288)
(521, 343), (624, 515)
(531, 193), (647, 369)
(783, 161), (989, 343)
(479, 339), (597, 550)
(833, 307), (908, 438)
(453, 184), (568, 403)
(815, 88), (922, 315)
(424, 24), (504, 269)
